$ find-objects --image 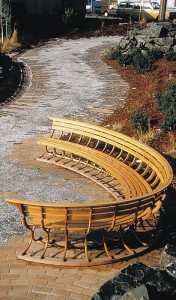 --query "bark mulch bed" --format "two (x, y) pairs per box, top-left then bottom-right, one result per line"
(102, 58), (176, 162)
(102, 56), (176, 247)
